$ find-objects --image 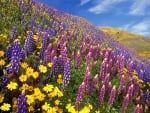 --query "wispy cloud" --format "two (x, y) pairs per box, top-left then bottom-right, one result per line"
(80, 0), (90, 6)
(88, 0), (127, 14)
(129, 0), (150, 16)
(121, 19), (150, 37)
